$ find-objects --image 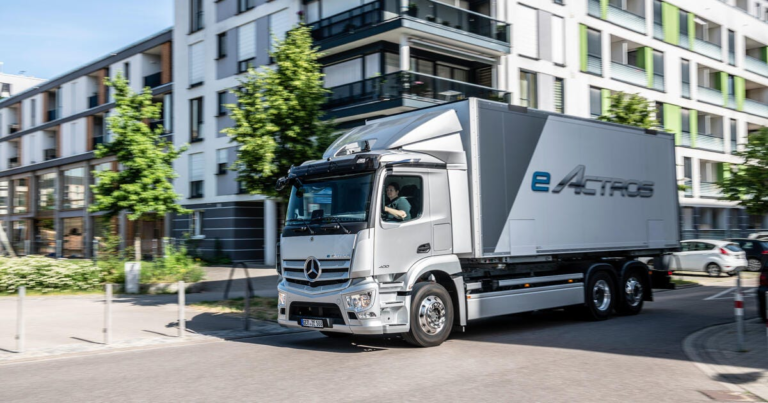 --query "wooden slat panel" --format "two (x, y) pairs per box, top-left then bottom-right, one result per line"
(160, 42), (172, 84)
